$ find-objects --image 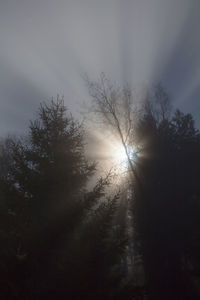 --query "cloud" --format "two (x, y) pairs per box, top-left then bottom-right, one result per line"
(0, 0), (199, 134)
